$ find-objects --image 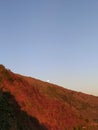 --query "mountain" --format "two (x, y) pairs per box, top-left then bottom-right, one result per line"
(0, 64), (98, 130)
